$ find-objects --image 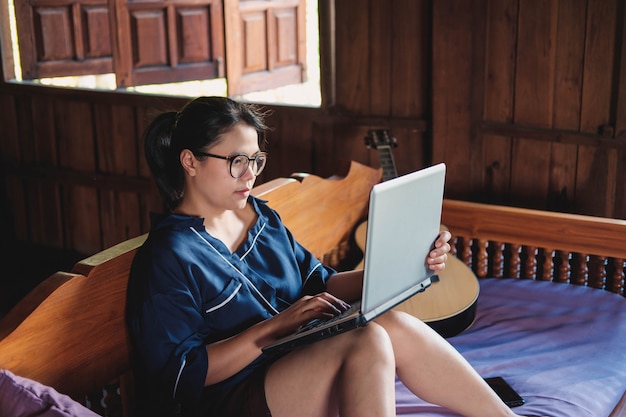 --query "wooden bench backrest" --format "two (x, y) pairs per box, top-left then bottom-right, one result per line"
(0, 161), (381, 399)
(442, 199), (626, 293)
